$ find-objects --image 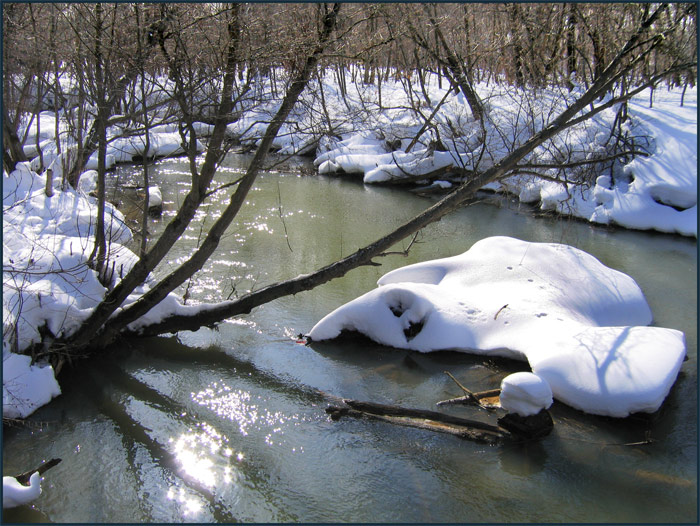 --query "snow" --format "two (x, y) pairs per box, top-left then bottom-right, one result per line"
(3, 352), (61, 419)
(3, 472), (42, 508)
(310, 79), (696, 237)
(17, 71), (696, 235)
(2, 163), (198, 418)
(309, 236), (687, 417)
(148, 186), (163, 208)
(499, 372), (553, 417)
(583, 96), (697, 236)
(3, 69), (695, 421)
